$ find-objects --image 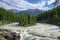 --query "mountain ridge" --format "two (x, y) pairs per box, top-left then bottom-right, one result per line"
(9, 9), (43, 15)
